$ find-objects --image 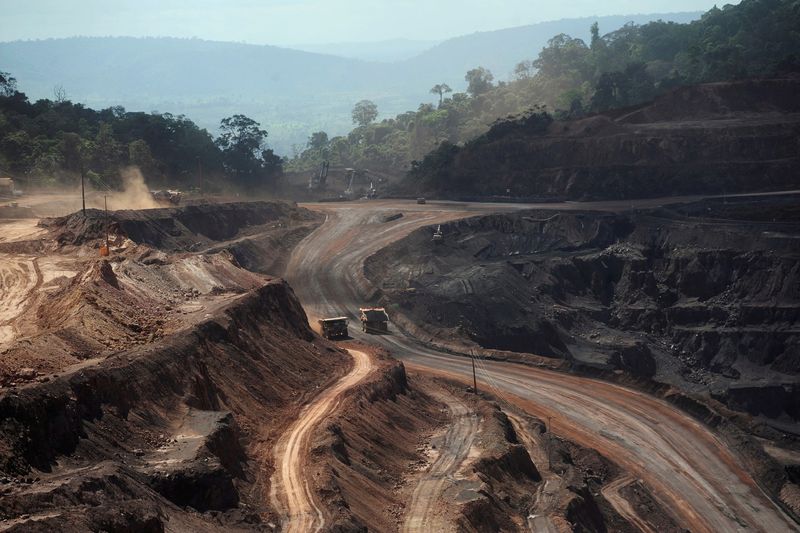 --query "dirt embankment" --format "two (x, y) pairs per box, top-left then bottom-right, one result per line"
(39, 201), (323, 274)
(408, 77), (800, 200)
(0, 201), (324, 385)
(301, 348), (444, 531)
(0, 277), (354, 531)
(366, 196), (800, 420)
(304, 349), (666, 532)
(0, 200), (340, 530)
